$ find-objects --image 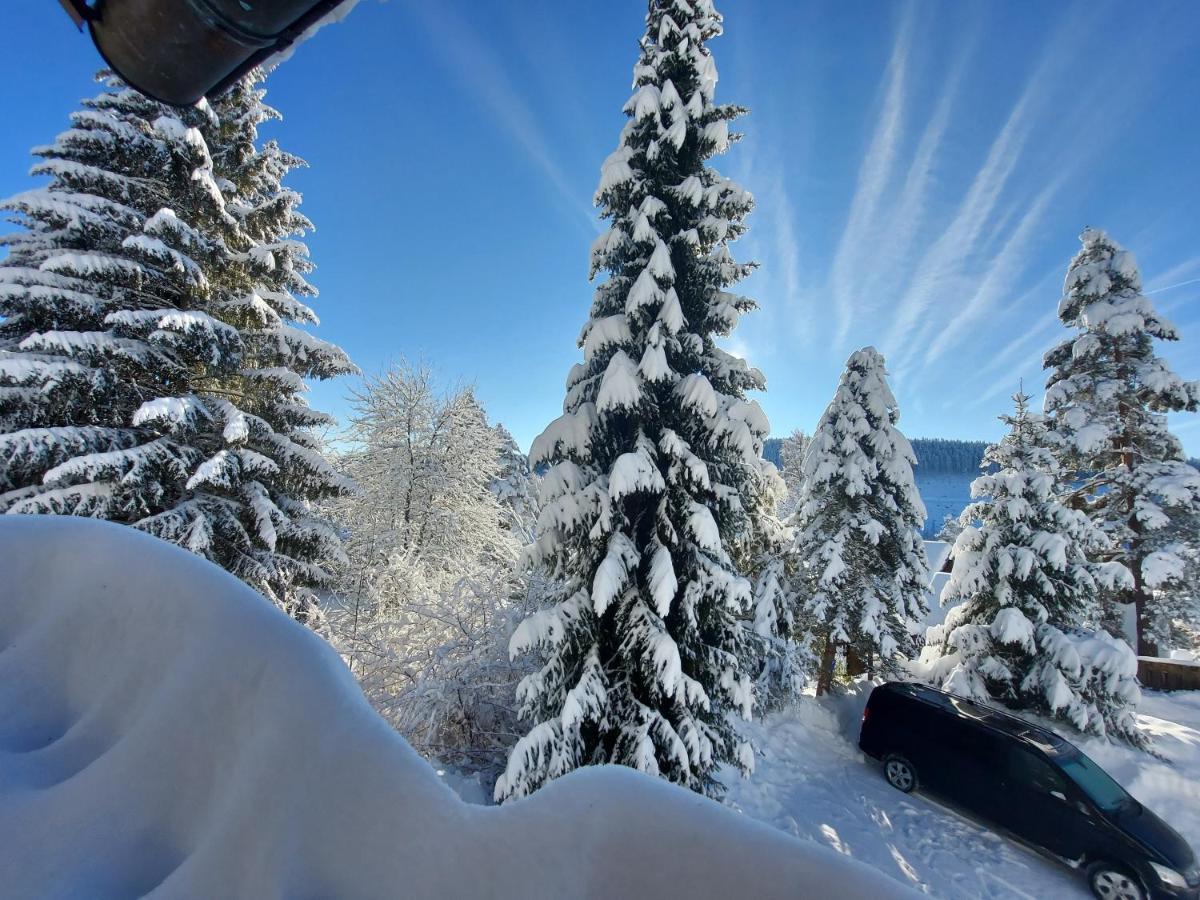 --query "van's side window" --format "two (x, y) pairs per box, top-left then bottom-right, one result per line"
(945, 722), (997, 766)
(1006, 748), (1067, 794)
